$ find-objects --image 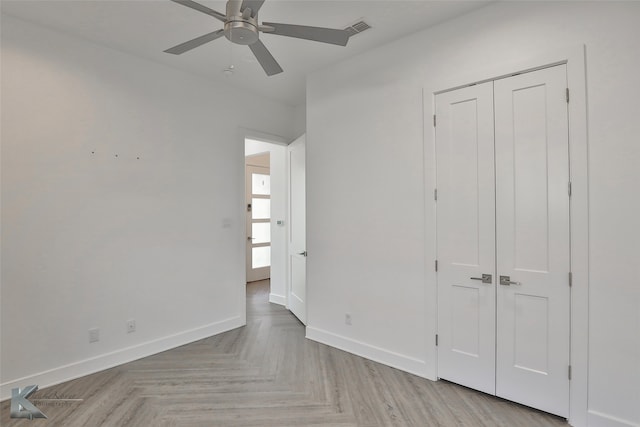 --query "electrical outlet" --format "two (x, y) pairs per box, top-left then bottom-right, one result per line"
(345, 313), (352, 325)
(89, 328), (100, 343)
(126, 319), (136, 333)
